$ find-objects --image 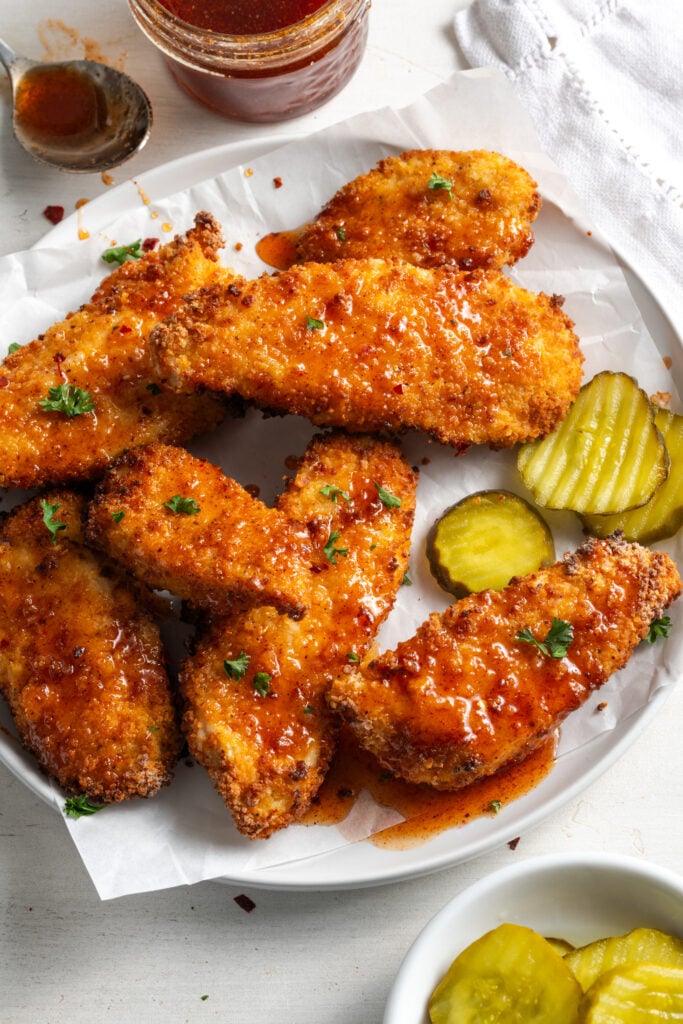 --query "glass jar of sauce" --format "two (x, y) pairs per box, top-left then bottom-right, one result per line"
(127, 0), (371, 123)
